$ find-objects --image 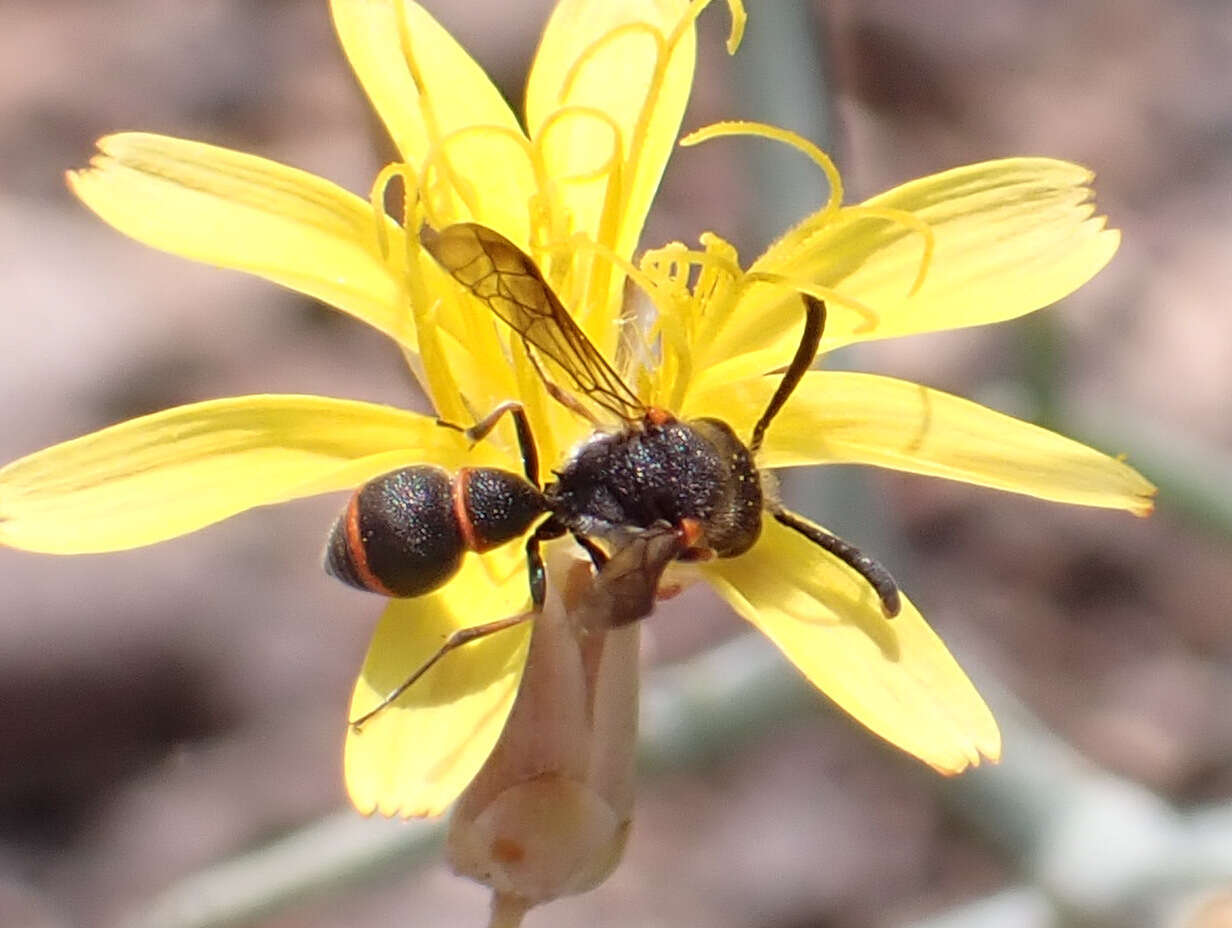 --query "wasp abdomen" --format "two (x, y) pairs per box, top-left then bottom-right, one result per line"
(326, 465), (548, 599)
(326, 466), (464, 598)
